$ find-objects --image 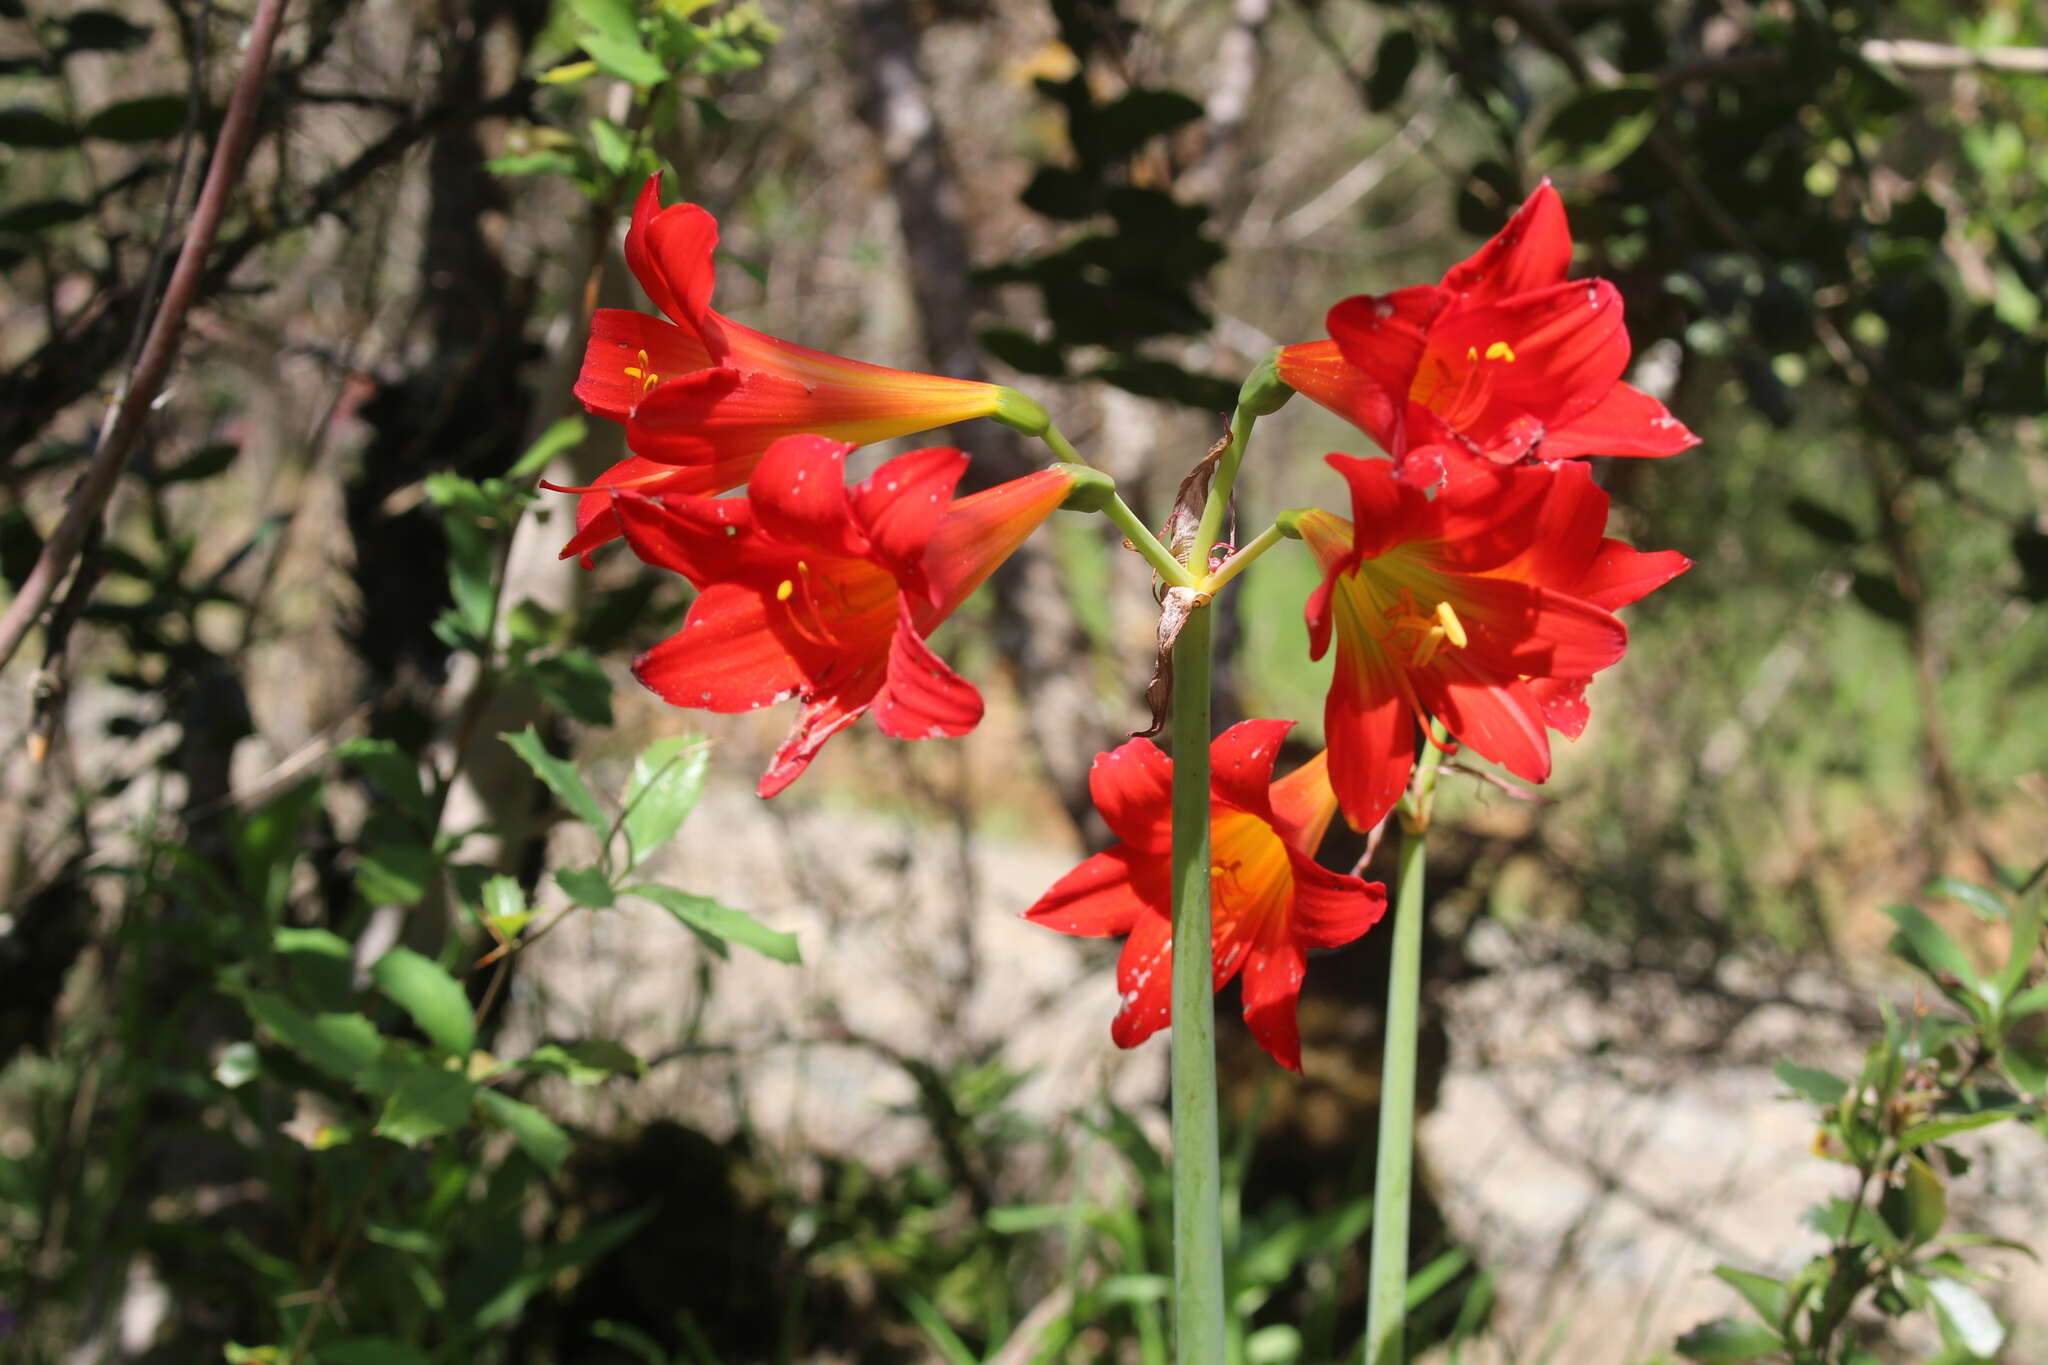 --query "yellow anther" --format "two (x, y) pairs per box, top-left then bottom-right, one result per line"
(1465, 345), (1479, 362)
(776, 580), (795, 601)
(1434, 599), (1468, 648)
(625, 349), (660, 392)
(1484, 340), (1517, 362)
